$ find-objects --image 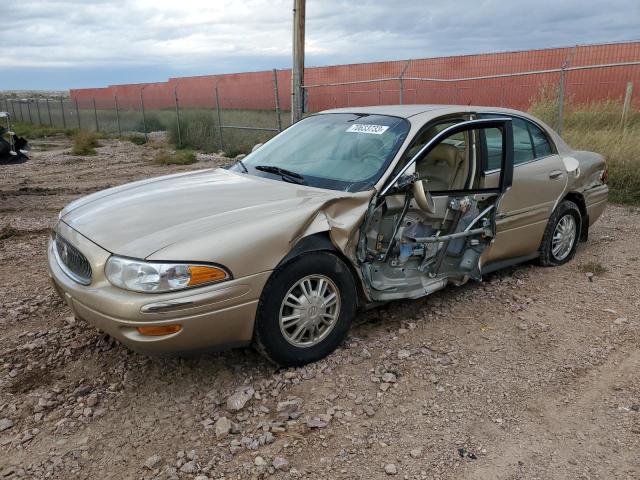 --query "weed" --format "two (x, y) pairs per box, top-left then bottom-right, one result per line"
(125, 134), (147, 145)
(12, 122), (76, 138)
(579, 261), (607, 275)
(71, 130), (101, 155)
(154, 149), (197, 165)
